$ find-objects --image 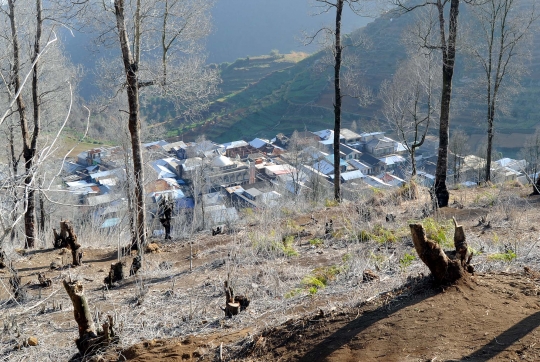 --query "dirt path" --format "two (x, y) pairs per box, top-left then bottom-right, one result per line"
(232, 273), (540, 362)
